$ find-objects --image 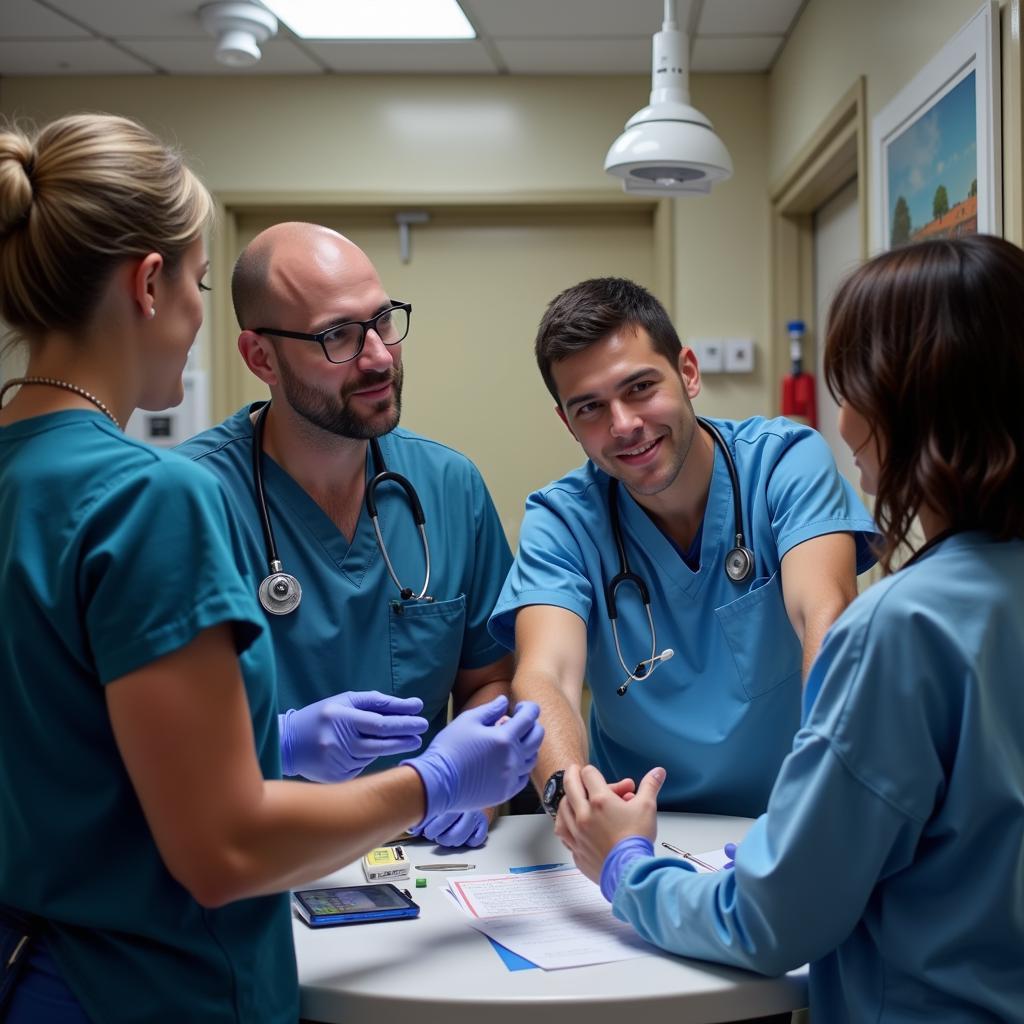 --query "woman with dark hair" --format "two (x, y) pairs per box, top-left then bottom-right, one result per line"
(550, 234), (1024, 1021)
